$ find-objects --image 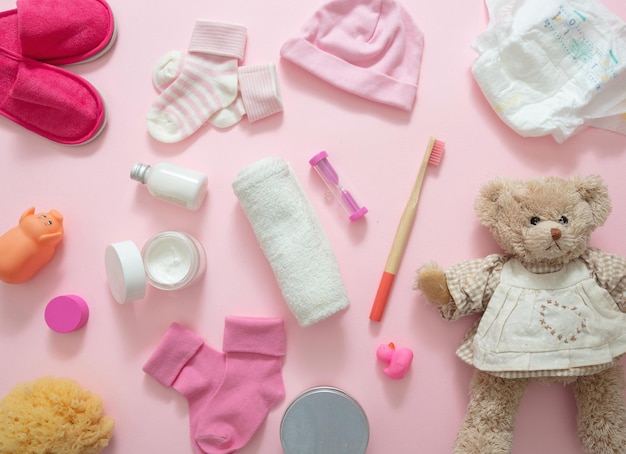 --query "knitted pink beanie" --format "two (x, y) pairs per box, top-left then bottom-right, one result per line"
(280, 0), (424, 111)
